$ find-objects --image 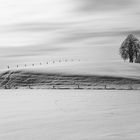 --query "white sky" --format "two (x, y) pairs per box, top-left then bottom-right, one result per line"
(0, 0), (140, 68)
